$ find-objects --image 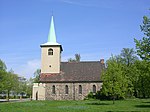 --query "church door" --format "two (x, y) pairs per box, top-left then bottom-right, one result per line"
(36, 92), (38, 100)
